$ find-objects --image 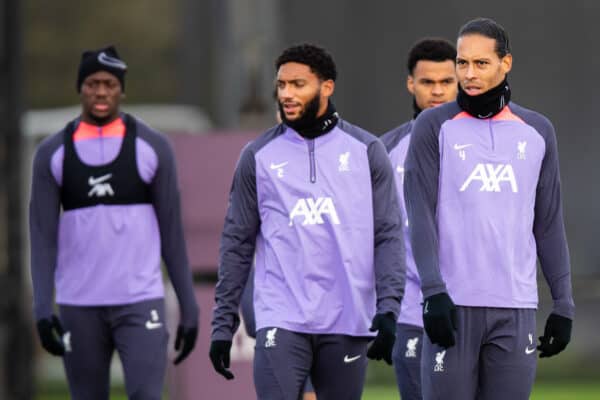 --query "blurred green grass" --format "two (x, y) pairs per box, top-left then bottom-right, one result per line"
(361, 382), (600, 399)
(36, 381), (599, 399)
(35, 381), (166, 400)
